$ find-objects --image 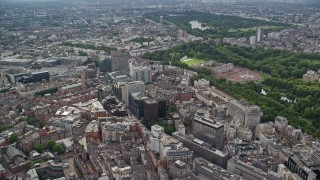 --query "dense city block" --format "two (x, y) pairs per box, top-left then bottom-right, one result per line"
(0, 0), (320, 179)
